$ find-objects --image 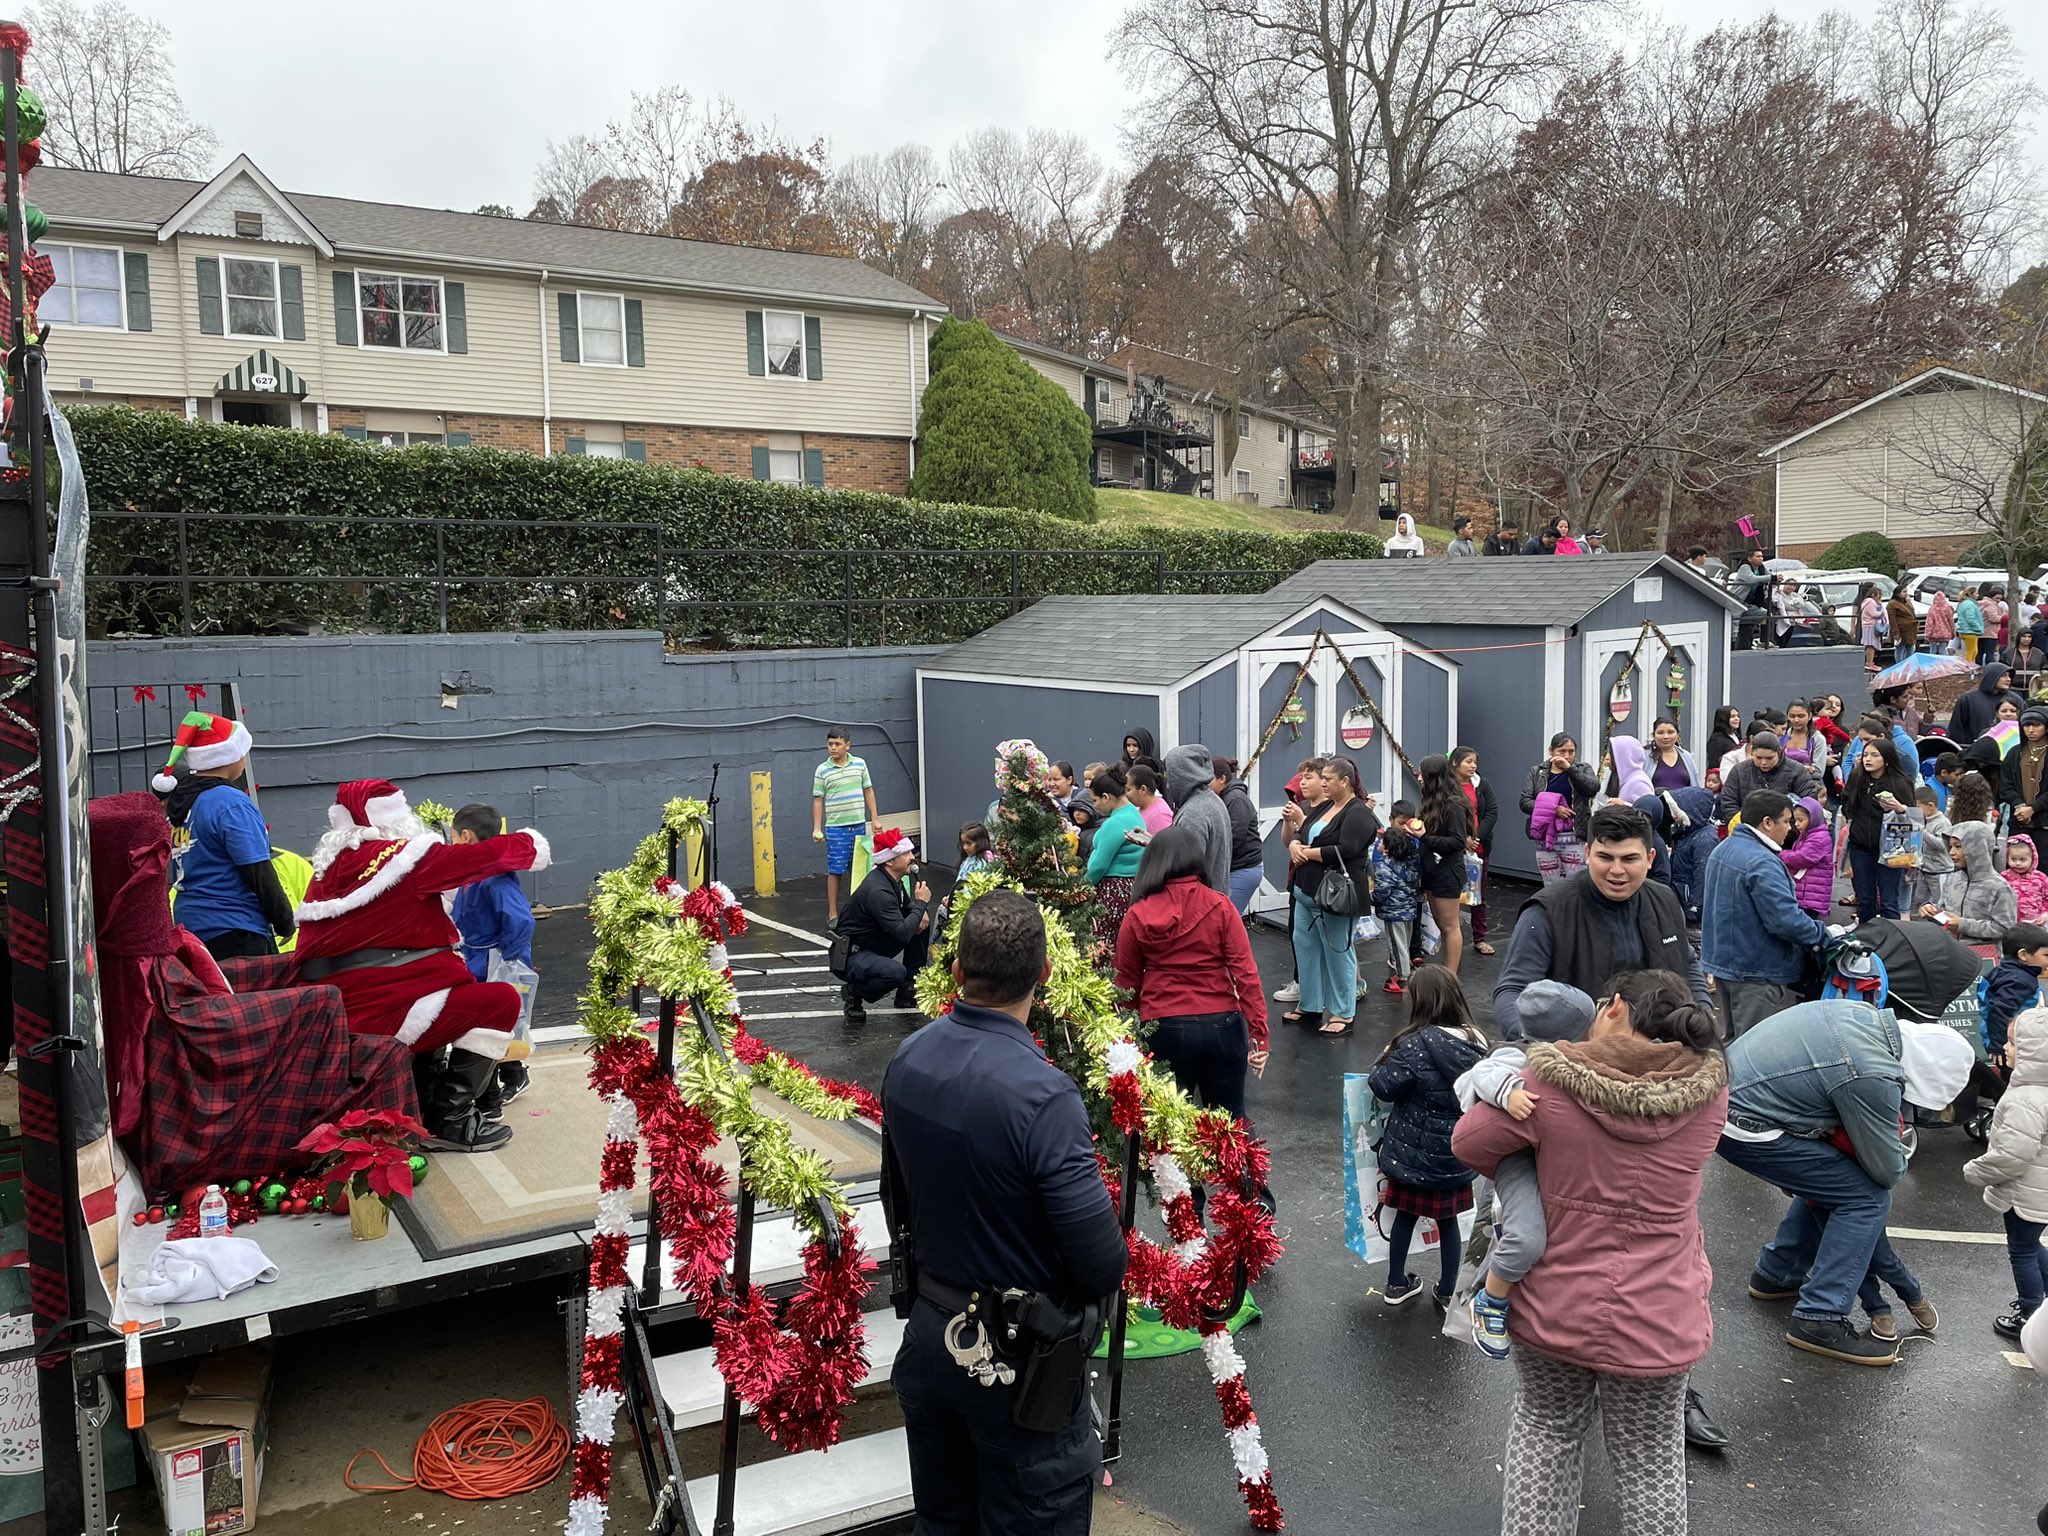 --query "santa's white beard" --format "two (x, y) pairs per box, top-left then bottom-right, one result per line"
(310, 811), (438, 874)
